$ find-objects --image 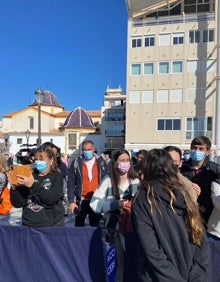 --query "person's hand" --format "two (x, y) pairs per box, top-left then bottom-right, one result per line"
(16, 174), (35, 188)
(120, 199), (129, 208)
(192, 183), (201, 197)
(69, 202), (78, 213)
